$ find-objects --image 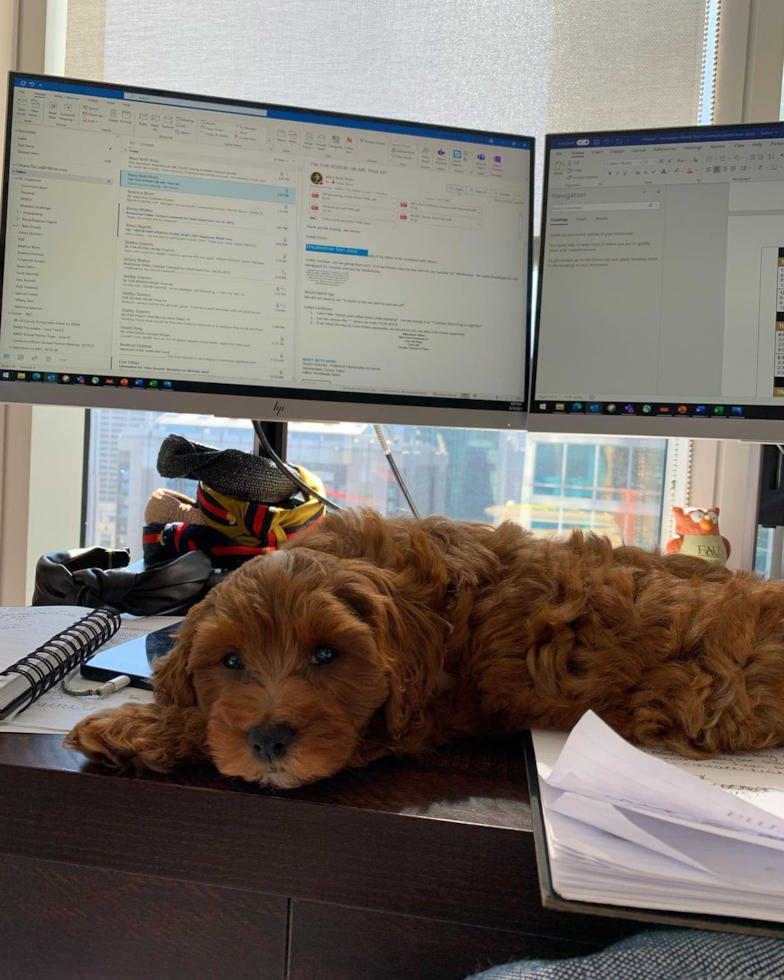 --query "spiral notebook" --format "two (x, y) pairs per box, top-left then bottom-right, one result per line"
(0, 607), (181, 734)
(0, 606), (122, 721)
